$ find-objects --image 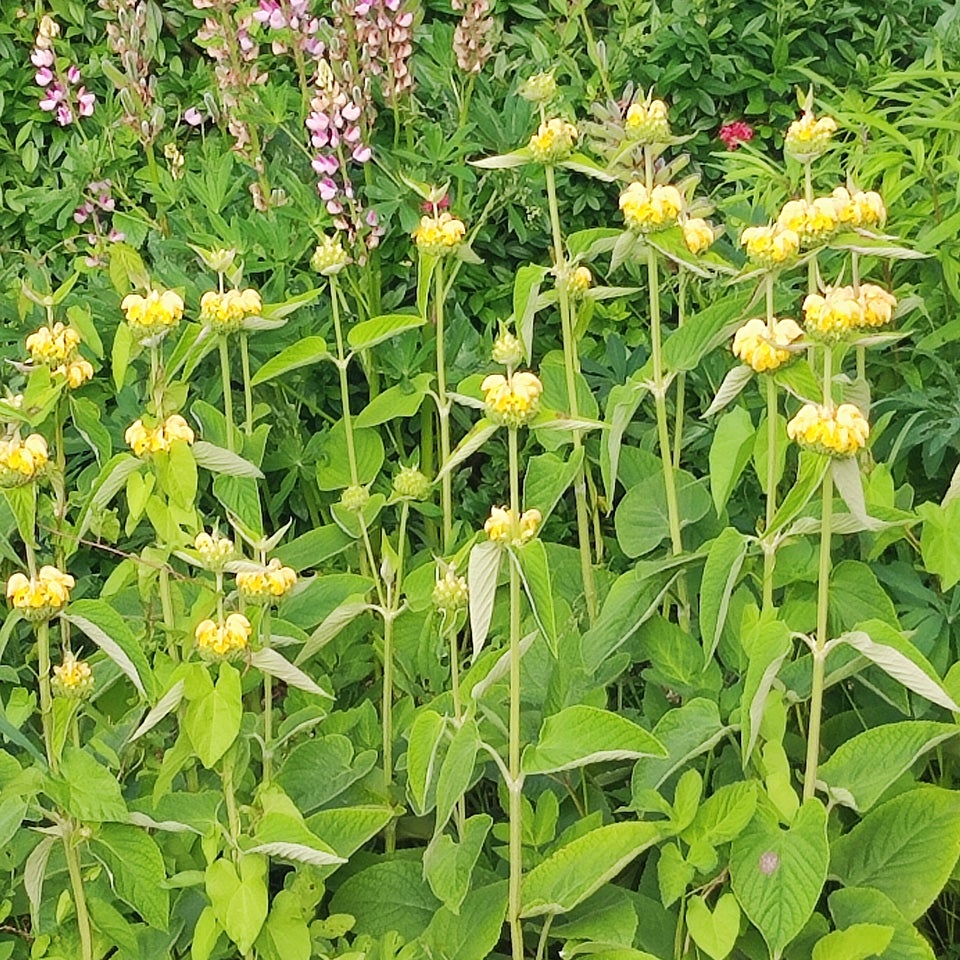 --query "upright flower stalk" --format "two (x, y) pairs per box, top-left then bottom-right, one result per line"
(538, 118), (598, 623)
